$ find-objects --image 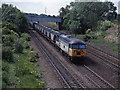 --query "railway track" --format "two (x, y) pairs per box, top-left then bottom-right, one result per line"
(86, 43), (120, 69)
(82, 65), (115, 88)
(30, 29), (85, 88)
(29, 24), (117, 88)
